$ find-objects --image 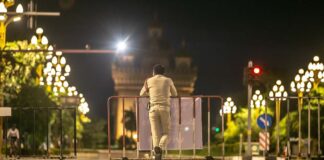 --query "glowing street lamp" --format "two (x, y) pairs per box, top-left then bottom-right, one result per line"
(306, 56), (324, 89)
(78, 94), (89, 115)
(30, 27), (51, 84)
(251, 90), (266, 109)
(40, 50), (90, 116)
(290, 68), (312, 155)
(41, 51), (71, 96)
(0, 1), (24, 48)
(269, 80), (288, 155)
(116, 40), (127, 53)
(219, 97), (237, 127)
